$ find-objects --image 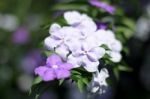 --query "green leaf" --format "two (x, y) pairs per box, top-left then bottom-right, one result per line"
(123, 47), (130, 55)
(77, 80), (85, 92)
(118, 65), (133, 72)
(44, 51), (53, 56)
(82, 78), (89, 85)
(51, 4), (89, 12)
(71, 70), (82, 75)
(33, 76), (42, 85)
(113, 67), (119, 80)
(29, 77), (42, 95)
(100, 44), (110, 50)
(59, 79), (64, 86)
(122, 18), (135, 30)
(35, 94), (40, 99)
